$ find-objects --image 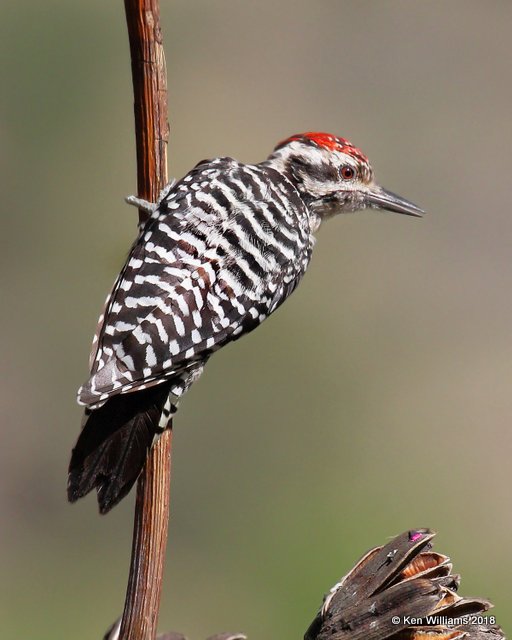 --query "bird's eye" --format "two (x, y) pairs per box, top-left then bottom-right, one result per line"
(340, 166), (355, 180)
